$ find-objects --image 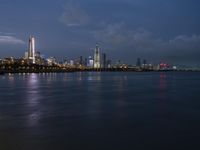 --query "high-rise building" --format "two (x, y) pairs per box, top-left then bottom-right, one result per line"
(24, 52), (28, 59)
(142, 59), (147, 69)
(84, 58), (88, 67)
(143, 59), (147, 65)
(94, 44), (100, 69)
(136, 58), (141, 67)
(102, 53), (107, 69)
(88, 56), (94, 68)
(70, 60), (74, 66)
(79, 56), (83, 65)
(107, 60), (112, 68)
(28, 36), (36, 64)
(47, 57), (57, 66)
